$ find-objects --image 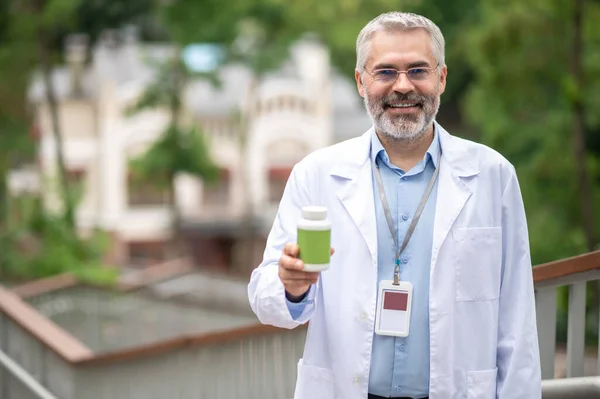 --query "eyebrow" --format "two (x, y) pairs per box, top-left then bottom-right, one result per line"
(372, 61), (432, 70)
